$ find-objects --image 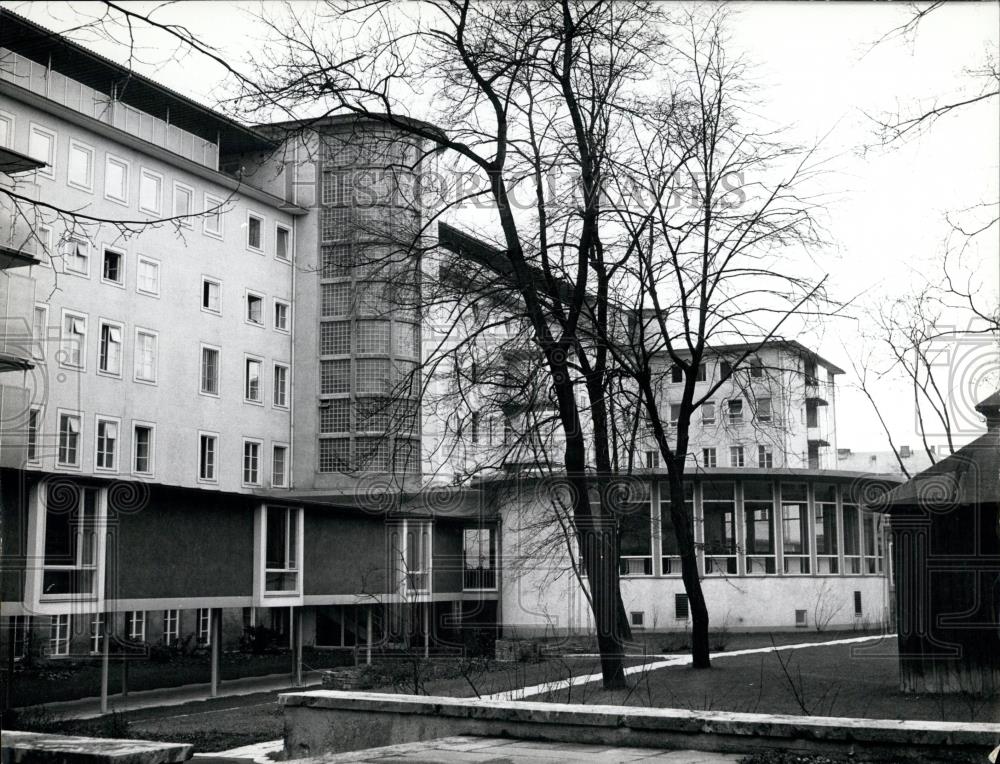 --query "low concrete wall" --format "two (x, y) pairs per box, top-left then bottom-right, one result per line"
(1, 731), (192, 763)
(279, 690), (1000, 762)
